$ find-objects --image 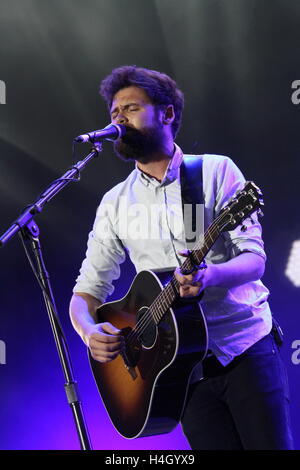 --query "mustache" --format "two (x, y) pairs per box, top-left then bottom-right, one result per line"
(120, 125), (143, 141)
